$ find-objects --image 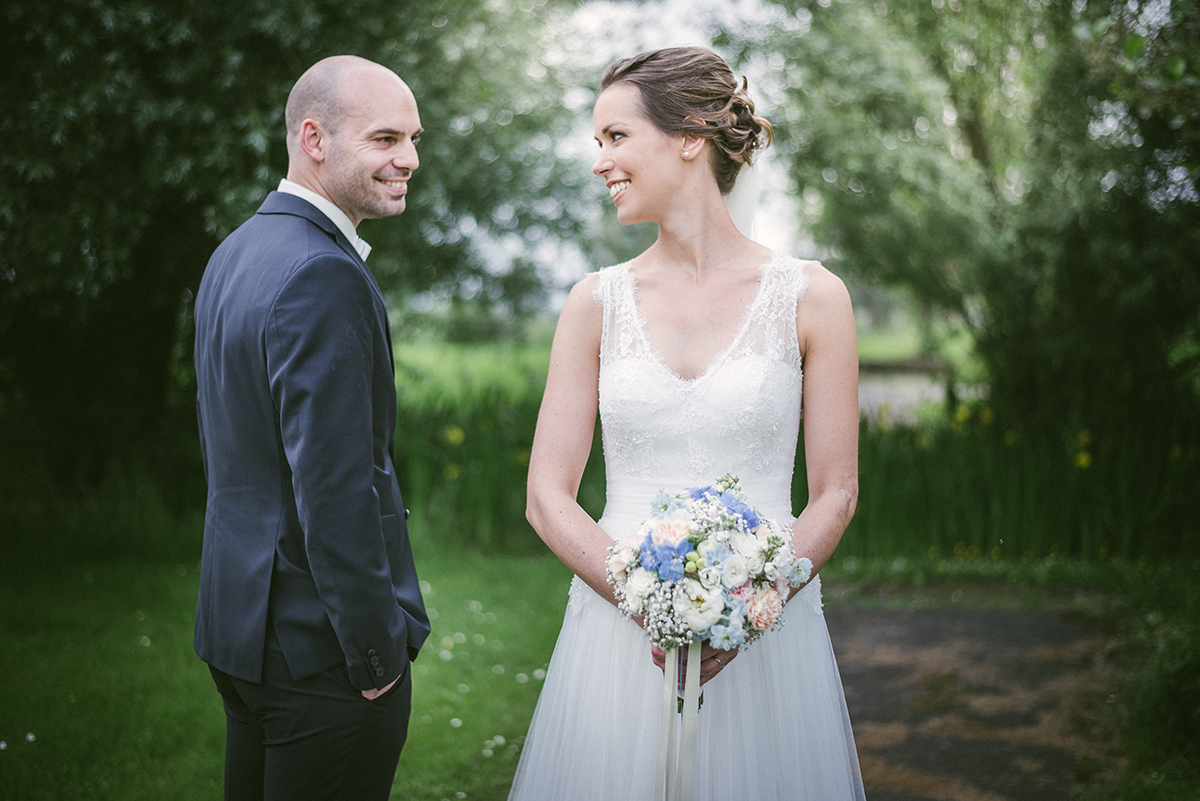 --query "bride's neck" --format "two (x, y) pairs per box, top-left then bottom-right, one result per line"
(647, 216), (765, 282)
